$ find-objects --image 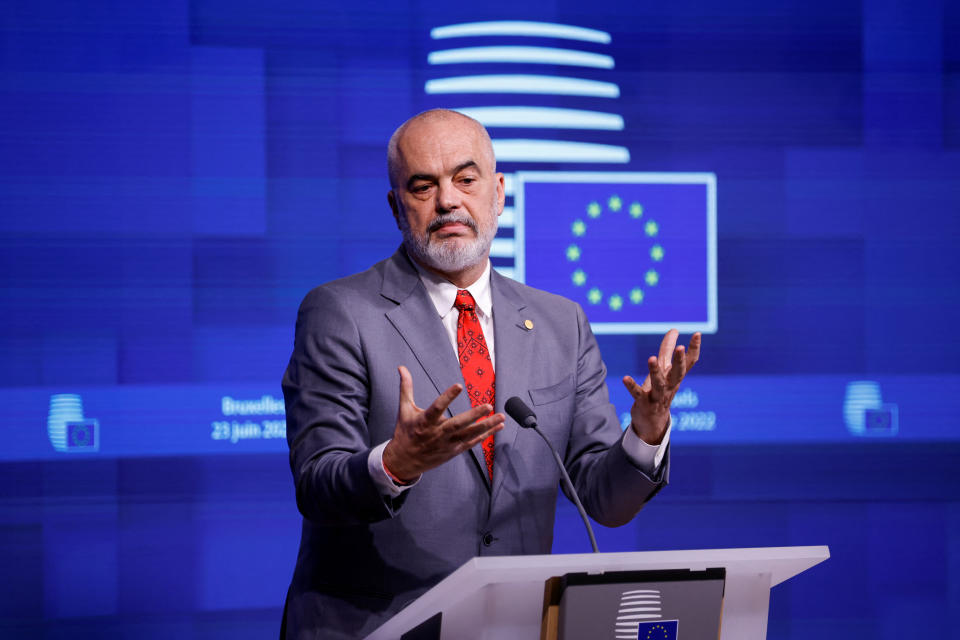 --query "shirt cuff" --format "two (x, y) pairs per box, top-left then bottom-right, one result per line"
(368, 440), (420, 498)
(621, 417), (671, 474)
